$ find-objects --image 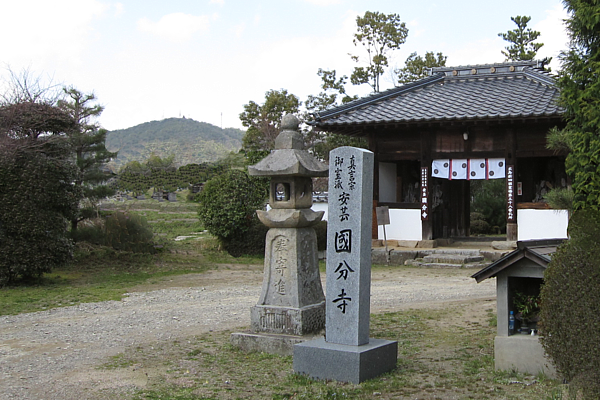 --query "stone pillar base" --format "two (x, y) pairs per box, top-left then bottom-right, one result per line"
(293, 337), (398, 384)
(230, 331), (323, 357)
(251, 302), (325, 336)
